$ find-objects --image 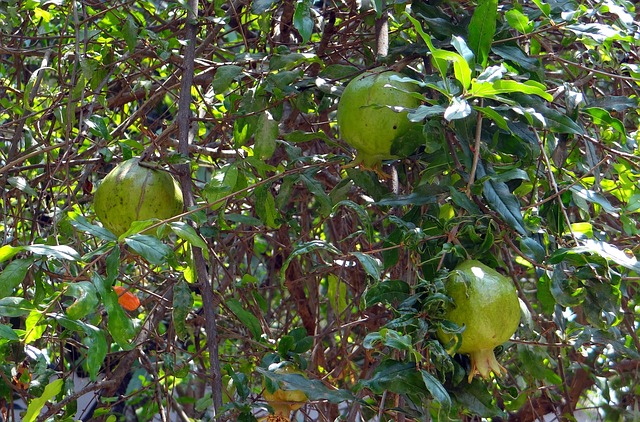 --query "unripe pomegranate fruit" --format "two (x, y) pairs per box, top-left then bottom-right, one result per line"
(94, 158), (183, 236)
(437, 260), (521, 382)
